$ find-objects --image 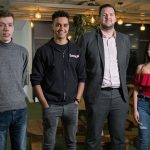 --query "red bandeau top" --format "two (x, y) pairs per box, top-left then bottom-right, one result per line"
(134, 74), (150, 97)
